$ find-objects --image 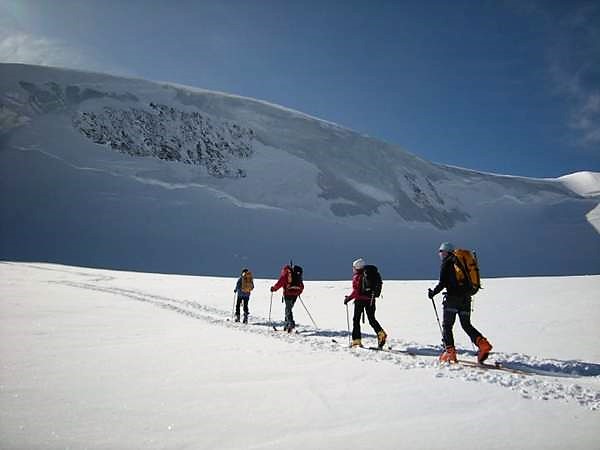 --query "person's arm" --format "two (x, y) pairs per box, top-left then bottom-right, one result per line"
(431, 261), (450, 296)
(271, 272), (286, 292)
(345, 273), (361, 302)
